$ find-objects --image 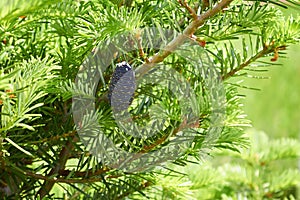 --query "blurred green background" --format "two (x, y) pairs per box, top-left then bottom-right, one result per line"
(241, 43), (300, 139)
